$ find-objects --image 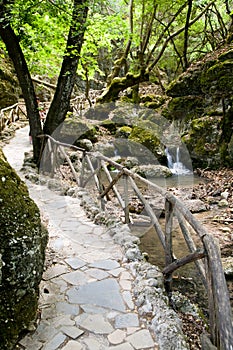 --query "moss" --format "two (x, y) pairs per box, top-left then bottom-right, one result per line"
(183, 116), (222, 168)
(163, 96), (205, 125)
(115, 126), (132, 138)
(0, 150), (48, 349)
(141, 95), (166, 109)
(0, 50), (20, 108)
(129, 121), (161, 156)
(201, 60), (233, 94)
